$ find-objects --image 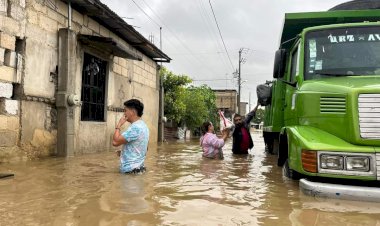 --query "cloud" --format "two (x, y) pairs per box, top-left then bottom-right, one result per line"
(101, 0), (349, 103)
